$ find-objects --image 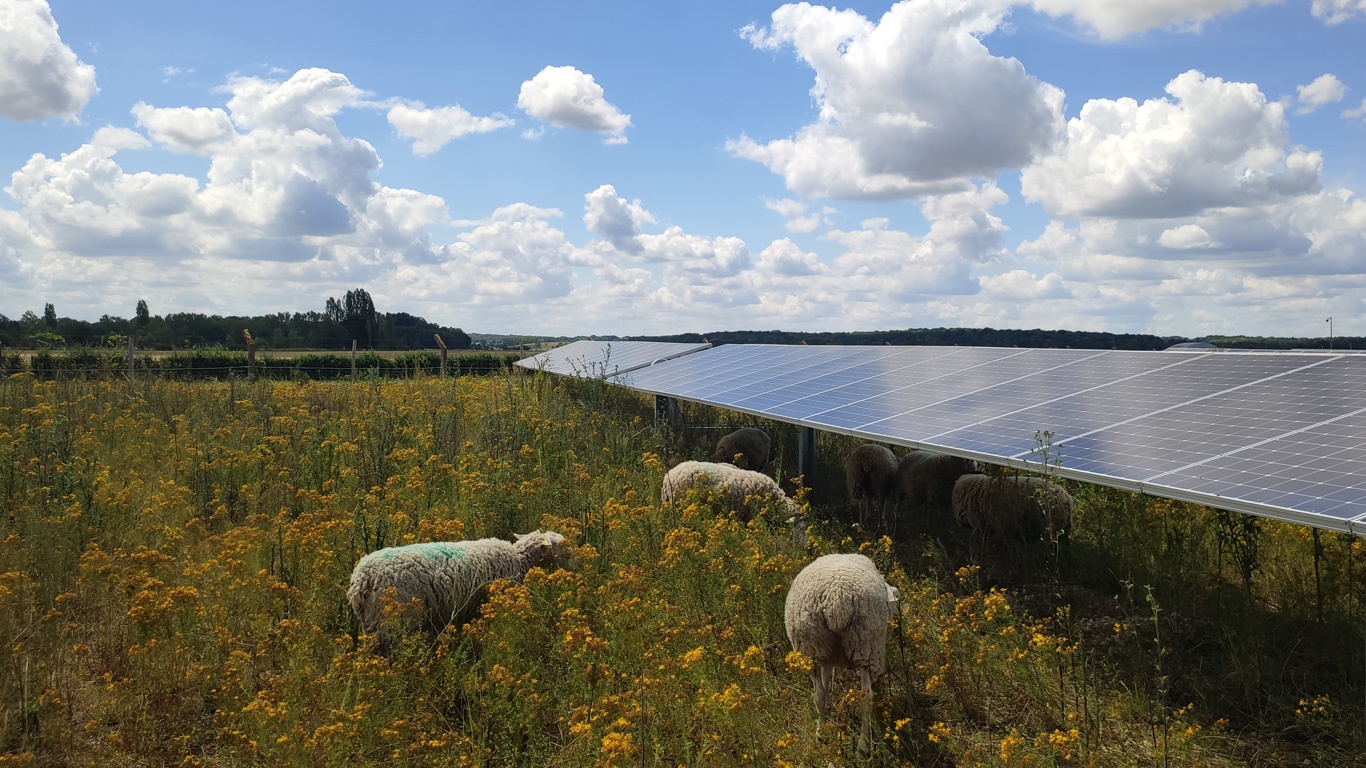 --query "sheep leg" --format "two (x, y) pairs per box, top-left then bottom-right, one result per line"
(857, 667), (875, 752)
(809, 665), (832, 721)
